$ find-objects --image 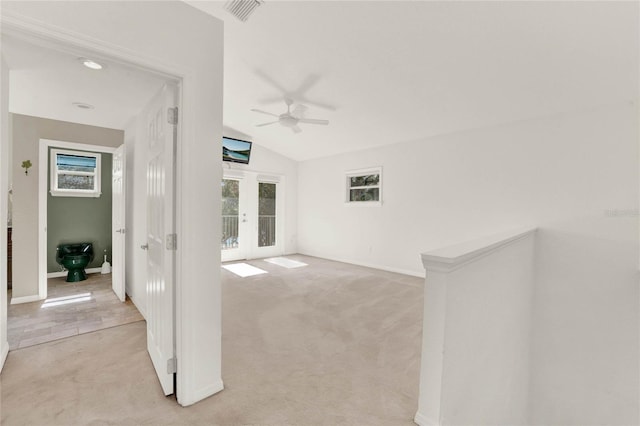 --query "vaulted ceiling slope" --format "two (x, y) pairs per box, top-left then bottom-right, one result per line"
(189, 1), (638, 161)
